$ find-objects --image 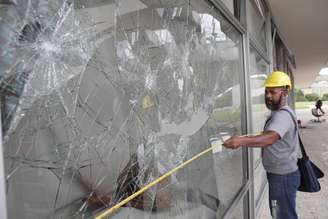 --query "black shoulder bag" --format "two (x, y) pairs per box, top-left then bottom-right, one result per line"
(280, 108), (324, 192)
